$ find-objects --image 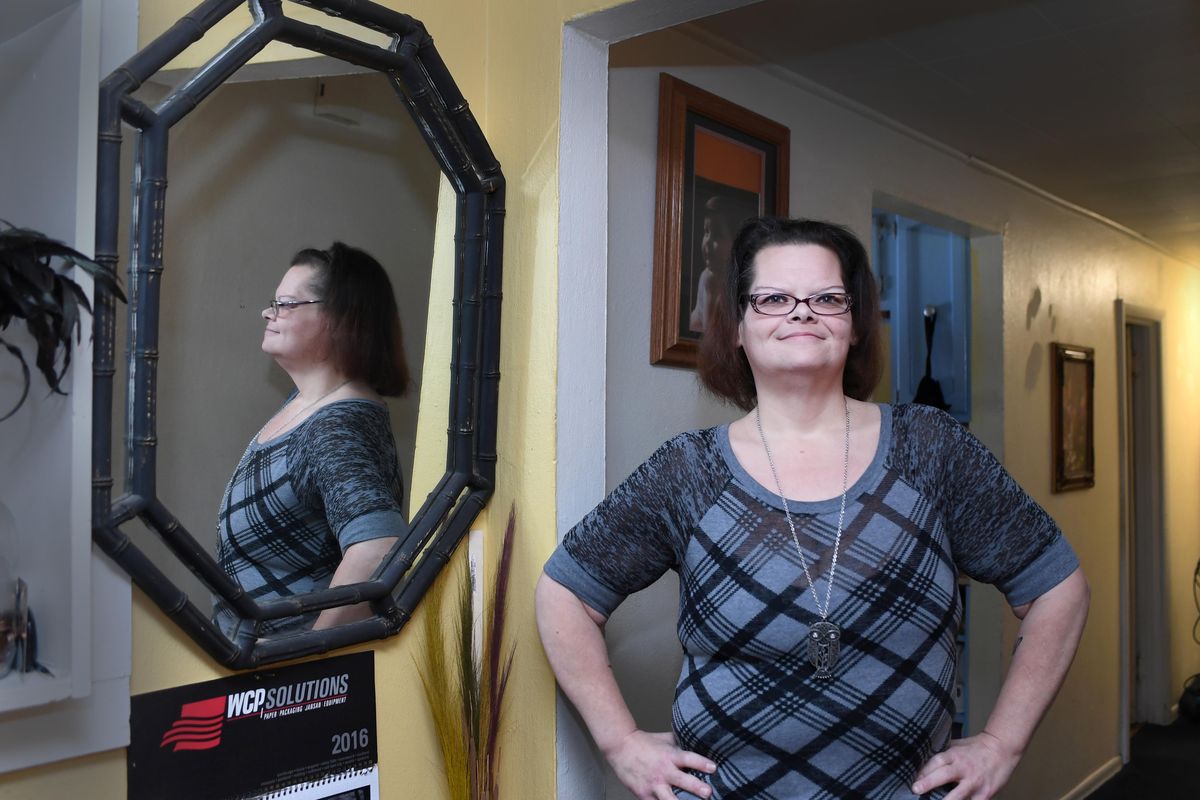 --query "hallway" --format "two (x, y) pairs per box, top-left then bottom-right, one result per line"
(1087, 719), (1200, 799)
